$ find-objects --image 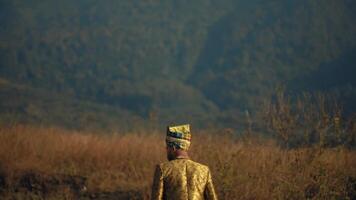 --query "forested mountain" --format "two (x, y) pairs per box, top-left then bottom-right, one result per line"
(0, 0), (355, 131)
